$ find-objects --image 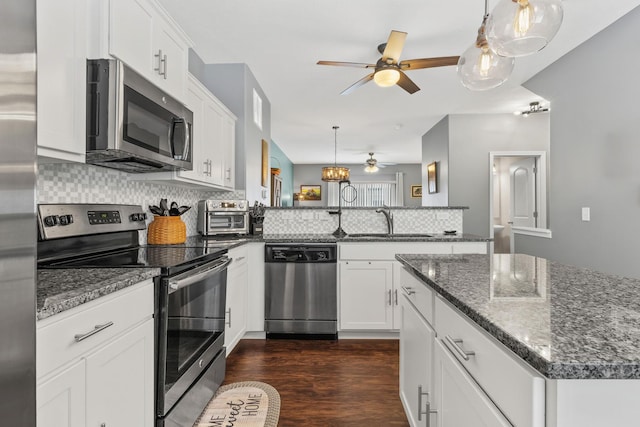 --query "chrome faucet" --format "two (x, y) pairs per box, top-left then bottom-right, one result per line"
(376, 205), (394, 235)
